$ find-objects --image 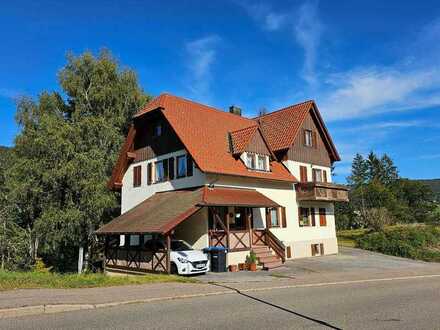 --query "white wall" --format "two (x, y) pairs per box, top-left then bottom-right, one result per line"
(283, 160), (332, 183)
(121, 149), (205, 213)
(173, 208), (209, 250)
(206, 173), (338, 259)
